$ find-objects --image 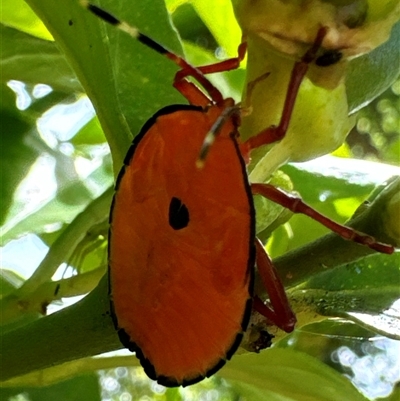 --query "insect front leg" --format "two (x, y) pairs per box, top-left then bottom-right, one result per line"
(242, 27), (327, 151)
(196, 40), (247, 75)
(172, 39), (248, 106)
